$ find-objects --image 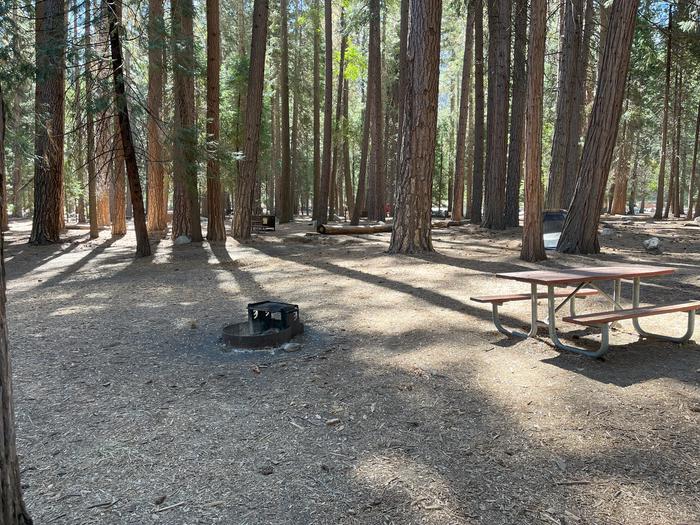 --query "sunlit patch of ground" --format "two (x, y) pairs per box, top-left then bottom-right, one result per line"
(5, 215), (699, 524)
